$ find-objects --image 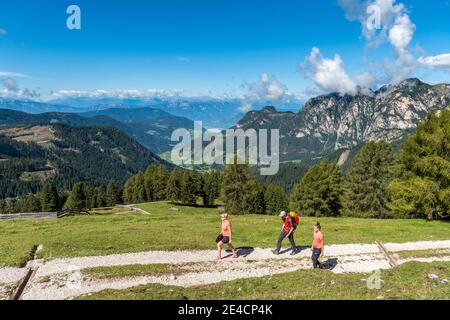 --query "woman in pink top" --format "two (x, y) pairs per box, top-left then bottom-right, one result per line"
(216, 213), (238, 261)
(311, 222), (324, 269)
